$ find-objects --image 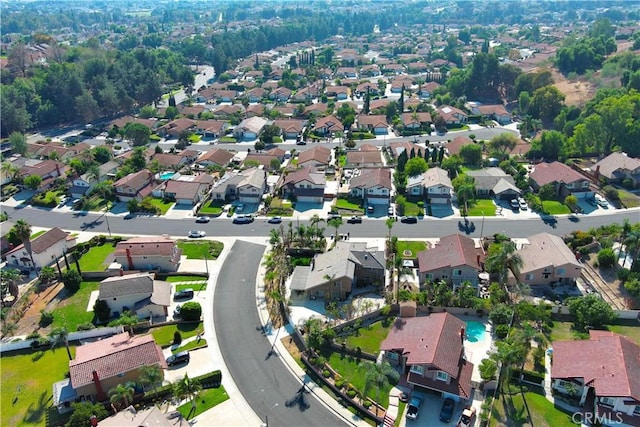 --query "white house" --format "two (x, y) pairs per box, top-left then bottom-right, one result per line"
(234, 117), (268, 142)
(5, 227), (77, 270)
(98, 273), (171, 319)
(349, 168), (392, 207)
(70, 160), (120, 199)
